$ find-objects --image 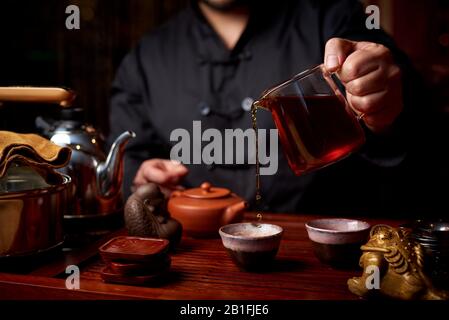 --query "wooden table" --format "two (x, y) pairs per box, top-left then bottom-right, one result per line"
(0, 213), (403, 300)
